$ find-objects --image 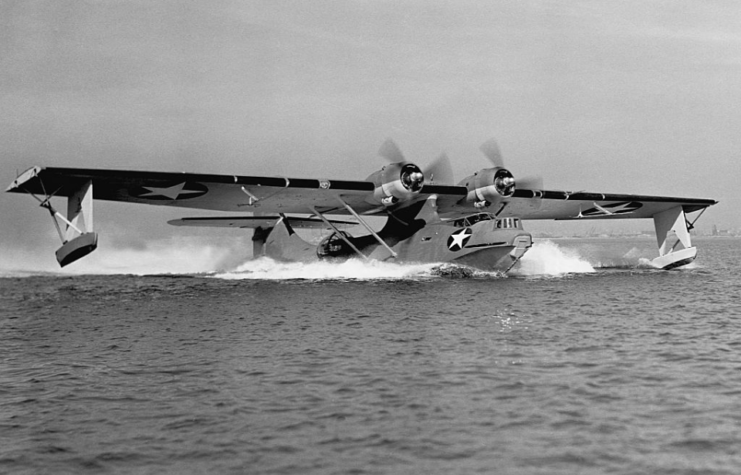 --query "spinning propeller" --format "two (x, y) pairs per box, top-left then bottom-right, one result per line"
(378, 138), (454, 185)
(478, 138), (544, 191)
(376, 137), (543, 205)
